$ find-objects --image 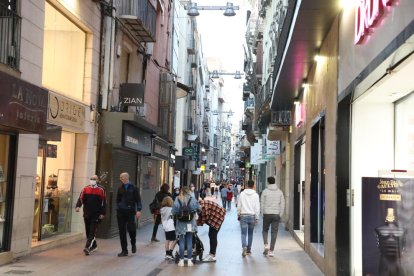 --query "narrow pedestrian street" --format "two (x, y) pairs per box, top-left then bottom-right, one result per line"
(0, 196), (321, 276)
